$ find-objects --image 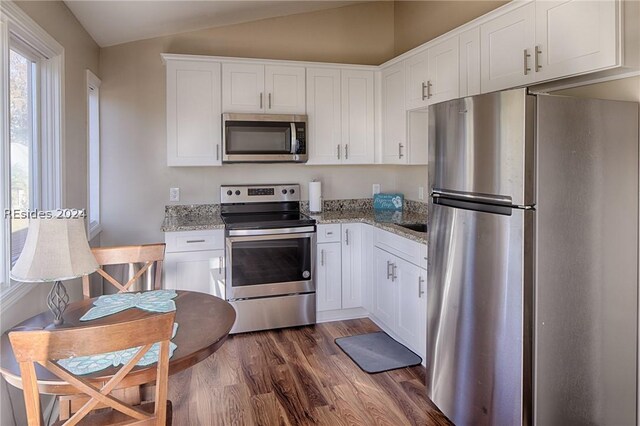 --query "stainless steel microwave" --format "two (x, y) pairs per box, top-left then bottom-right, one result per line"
(222, 113), (307, 163)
